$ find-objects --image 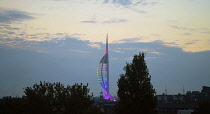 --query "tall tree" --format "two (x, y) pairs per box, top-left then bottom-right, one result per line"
(117, 53), (157, 113)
